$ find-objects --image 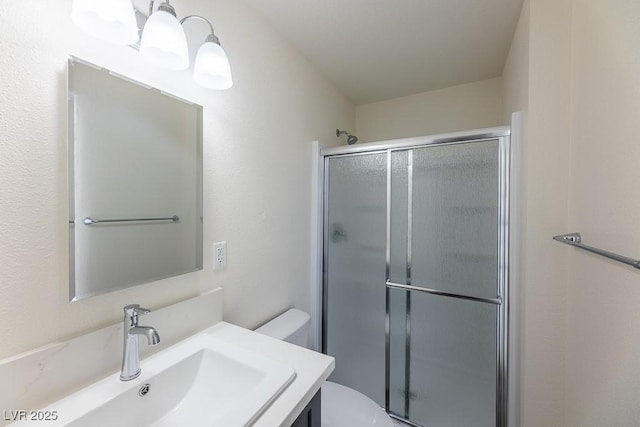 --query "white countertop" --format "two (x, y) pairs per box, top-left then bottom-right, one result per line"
(203, 322), (335, 427)
(0, 290), (332, 427)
